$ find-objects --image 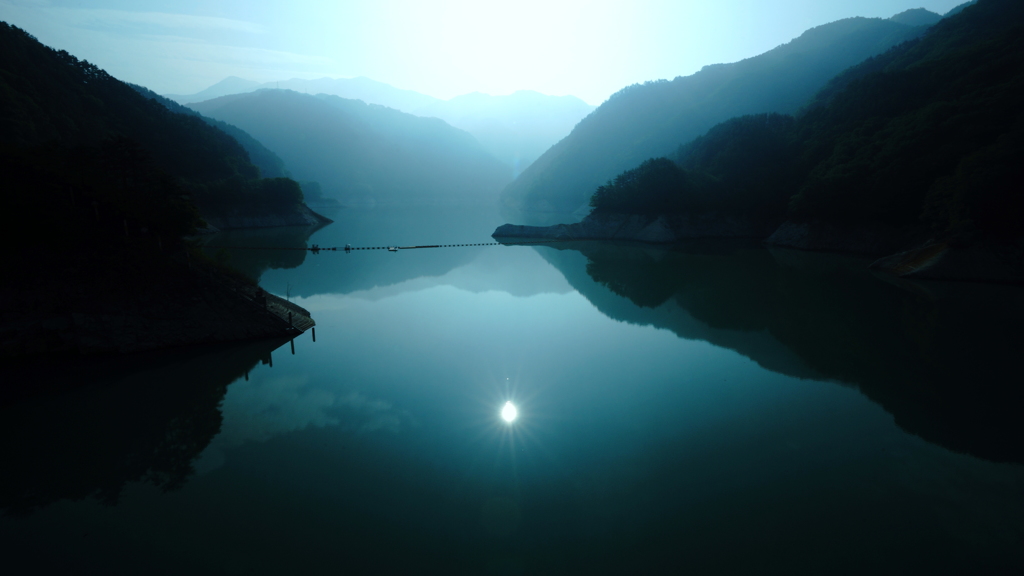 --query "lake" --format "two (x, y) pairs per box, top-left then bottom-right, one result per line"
(3, 207), (1023, 575)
